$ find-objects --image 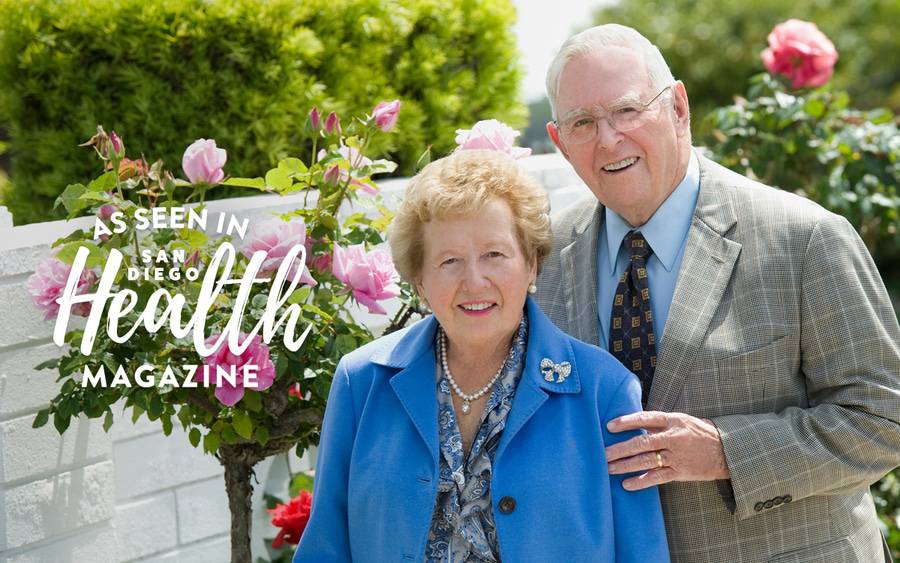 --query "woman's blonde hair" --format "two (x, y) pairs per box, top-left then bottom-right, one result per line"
(388, 149), (551, 284)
